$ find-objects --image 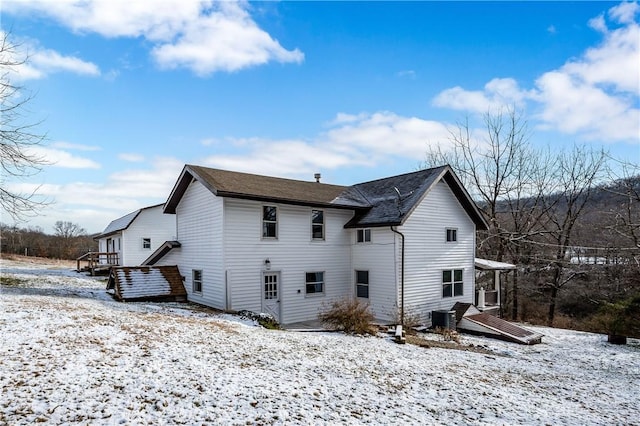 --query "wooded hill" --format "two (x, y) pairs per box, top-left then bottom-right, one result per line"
(484, 174), (639, 337)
